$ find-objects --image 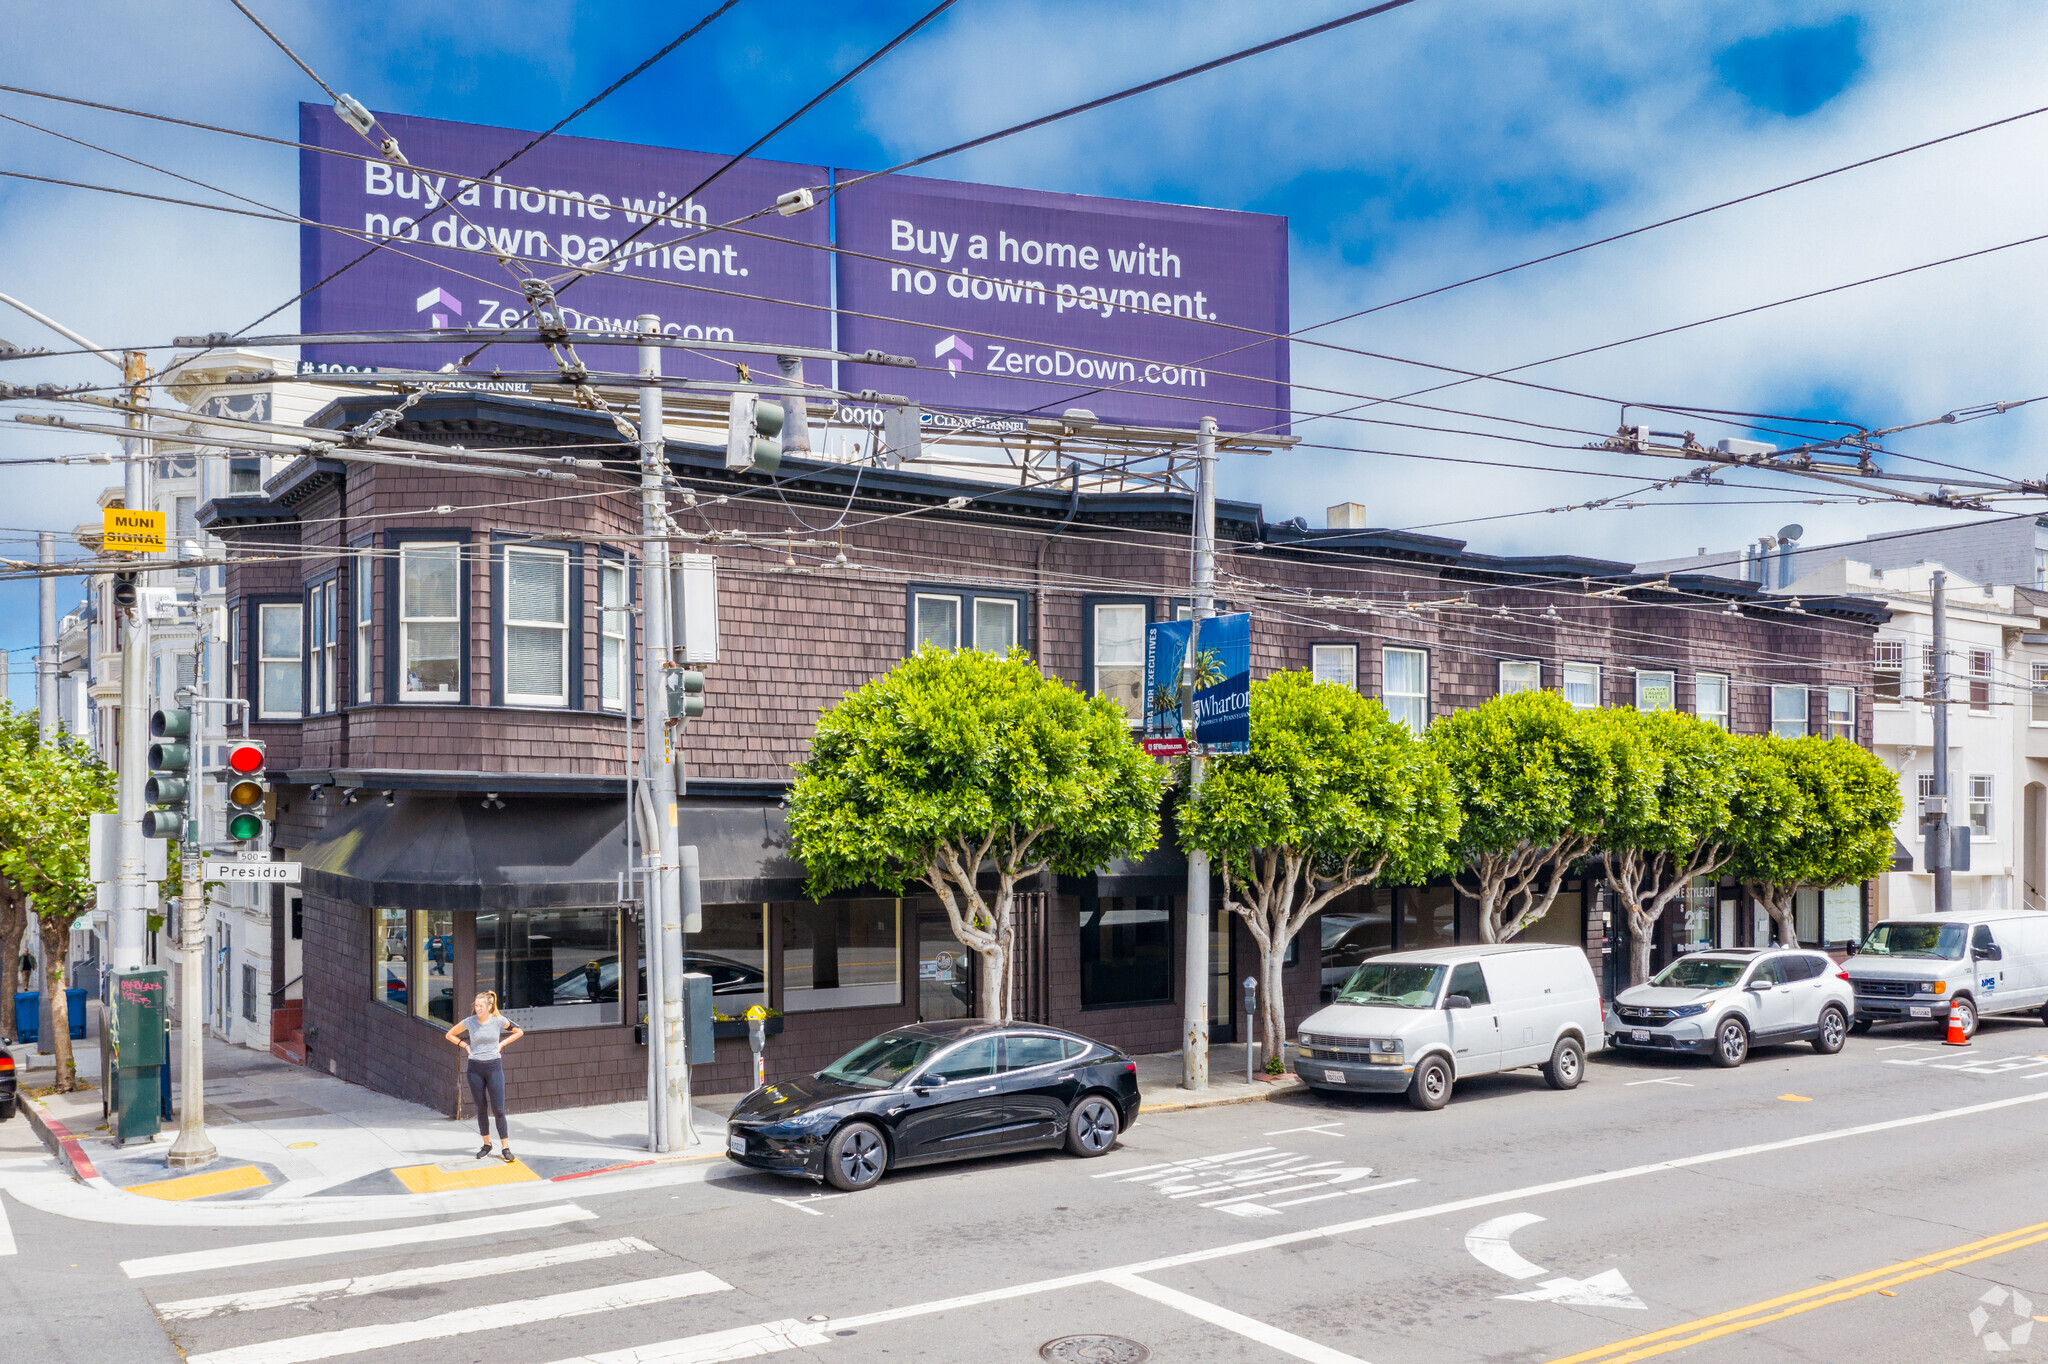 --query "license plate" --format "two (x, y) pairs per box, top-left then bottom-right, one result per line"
(1631, 1029), (1650, 1042)
(1323, 1068), (1346, 1083)
(728, 1134), (746, 1155)
(1910, 1006), (1932, 1018)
